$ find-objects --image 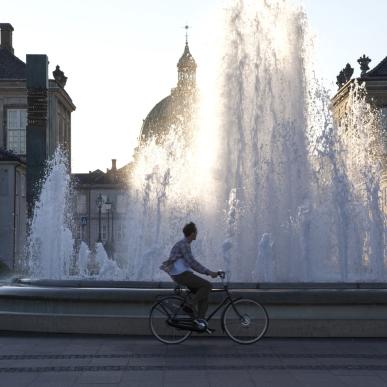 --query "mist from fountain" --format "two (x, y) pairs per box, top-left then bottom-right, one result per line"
(27, 150), (118, 280)
(27, 149), (74, 279)
(25, 0), (385, 283)
(125, 0), (386, 282)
